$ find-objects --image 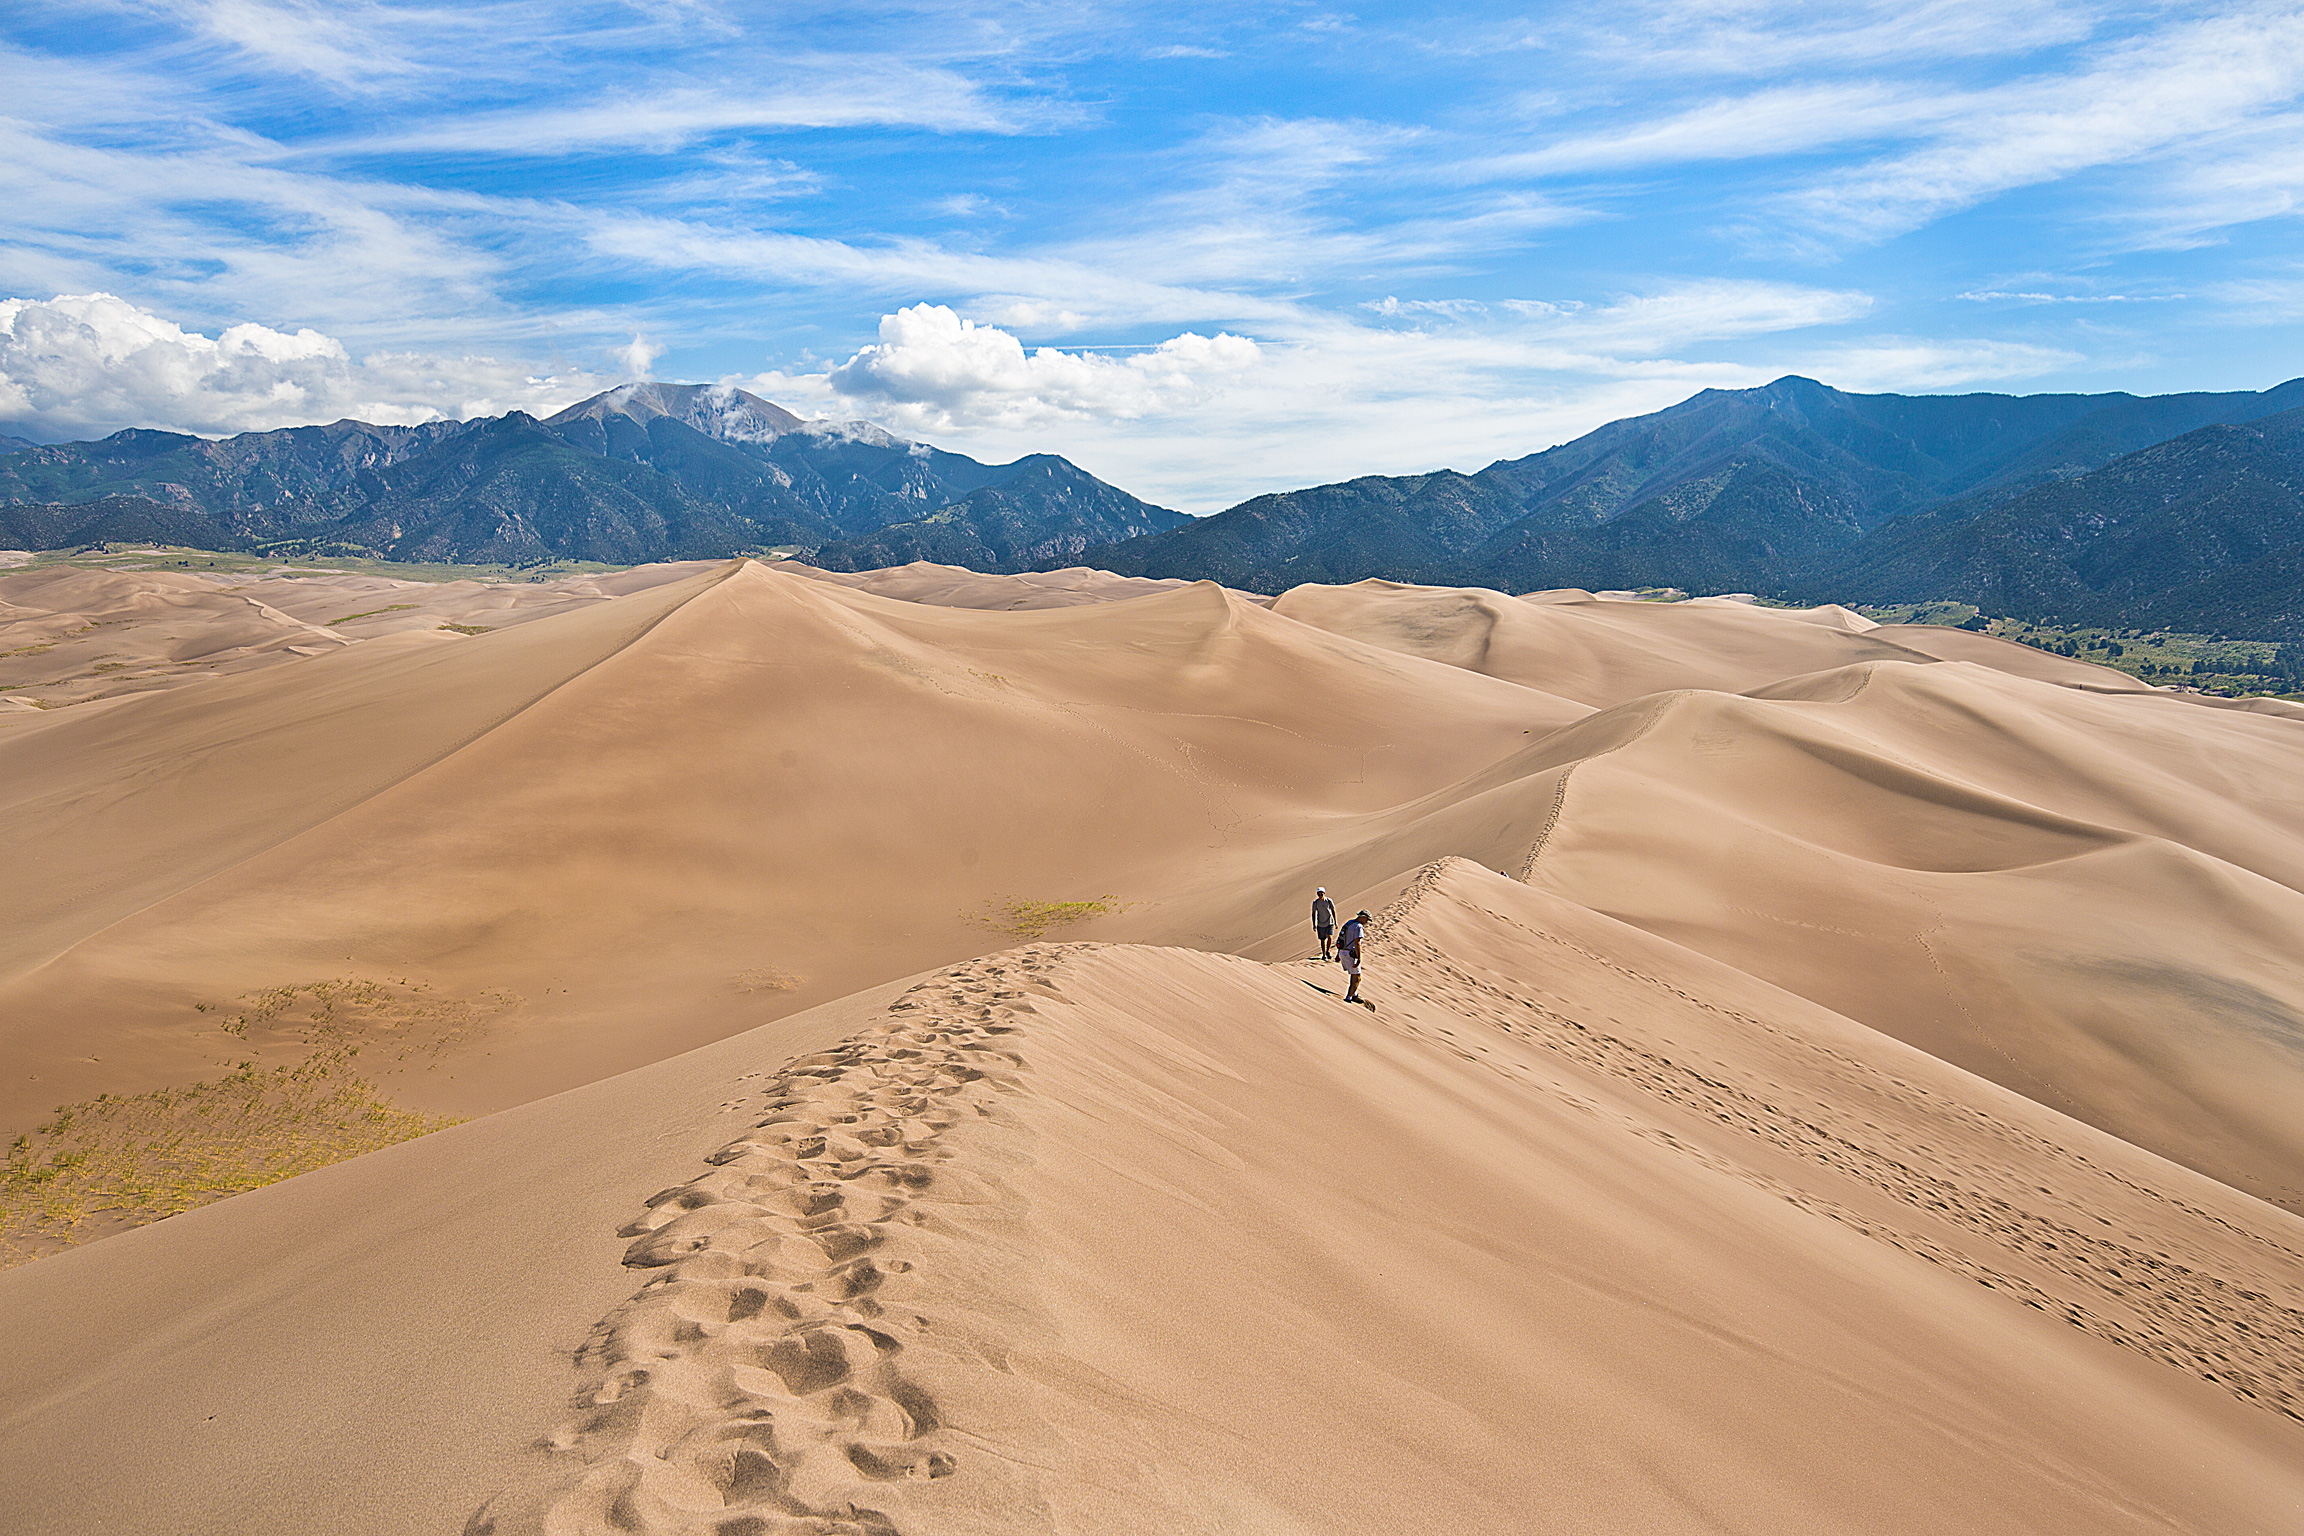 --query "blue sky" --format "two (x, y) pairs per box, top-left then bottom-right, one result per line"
(3, 1), (2302, 508)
